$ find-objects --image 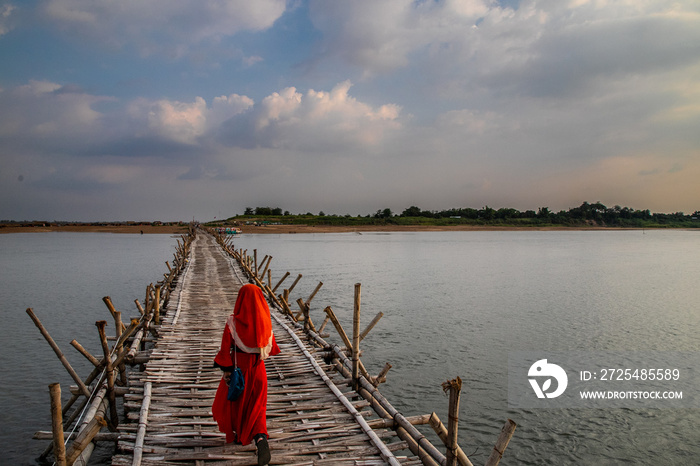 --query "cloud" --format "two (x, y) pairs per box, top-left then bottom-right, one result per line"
(308, 0), (491, 75)
(0, 3), (15, 36)
(0, 80), (112, 150)
(219, 80), (402, 150)
(41, 0), (288, 56)
(307, 0), (700, 104)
